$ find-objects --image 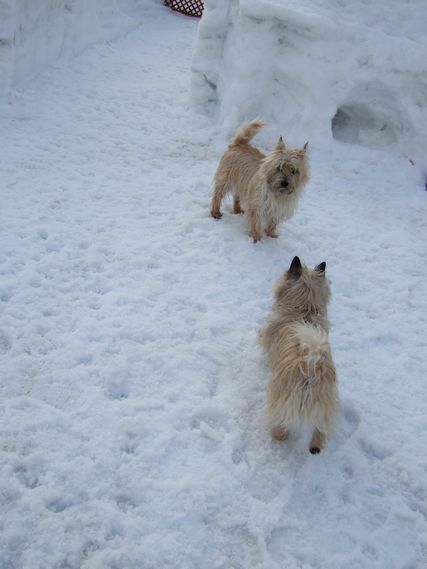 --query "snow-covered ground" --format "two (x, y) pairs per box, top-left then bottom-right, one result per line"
(1, 2), (427, 568)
